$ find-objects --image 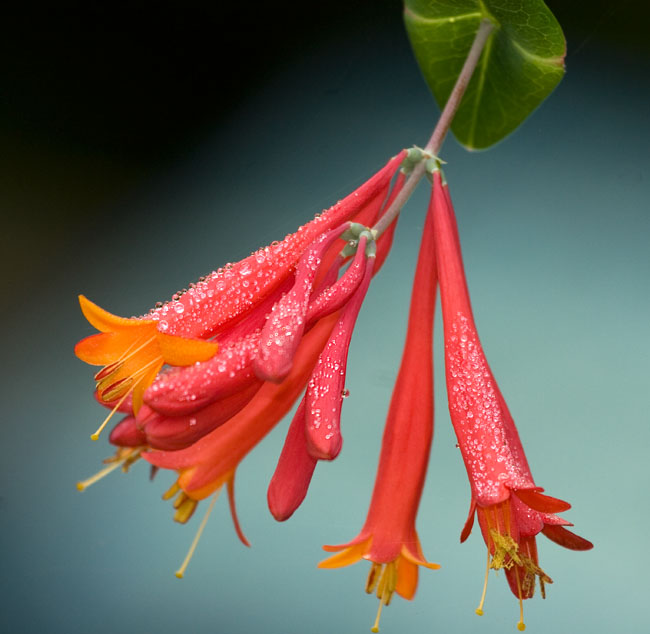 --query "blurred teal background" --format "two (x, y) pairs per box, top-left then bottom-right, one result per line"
(1, 2), (649, 633)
